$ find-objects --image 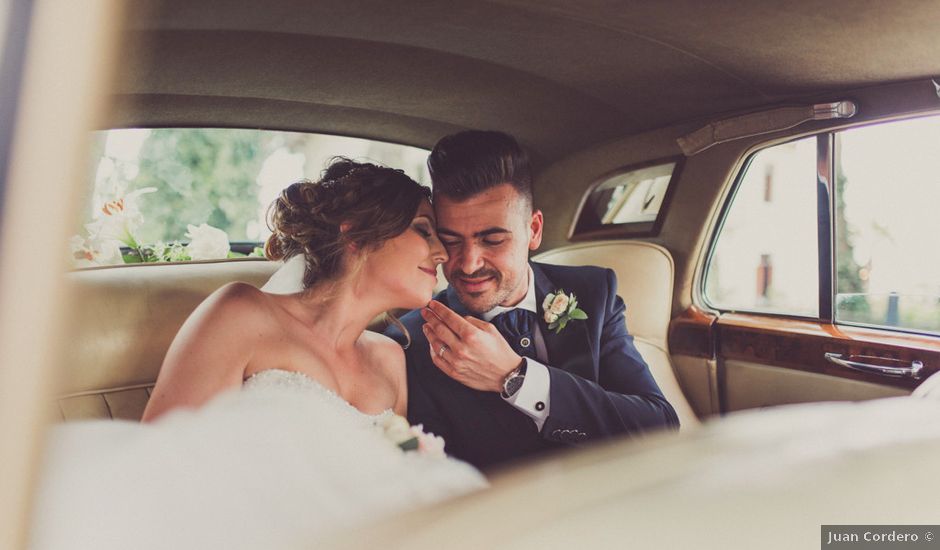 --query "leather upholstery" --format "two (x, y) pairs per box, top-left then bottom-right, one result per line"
(58, 259), (406, 421)
(723, 360), (908, 411)
(58, 260), (278, 420)
(533, 241), (700, 428)
(58, 242), (699, 427)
